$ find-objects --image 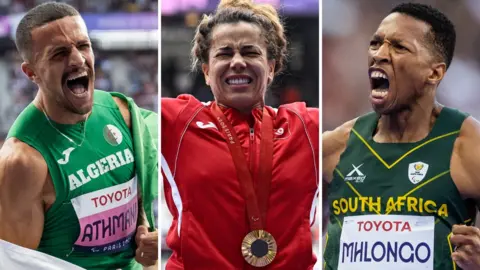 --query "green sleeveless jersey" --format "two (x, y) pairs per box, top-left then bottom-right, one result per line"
(324, 107), (477, 270)
(7, 90), (142, 270)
